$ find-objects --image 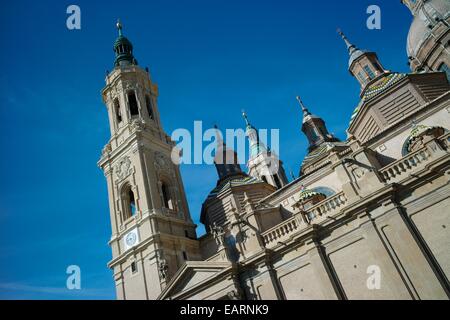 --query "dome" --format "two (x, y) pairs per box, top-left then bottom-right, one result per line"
(112, 21), (138, 67)
(114, 35), (133, 49)
(407, 0), (450, 58)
